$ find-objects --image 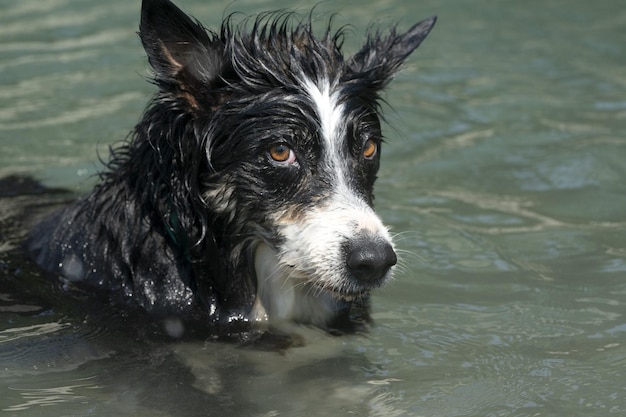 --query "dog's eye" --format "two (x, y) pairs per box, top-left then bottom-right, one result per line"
(268, 143), (297, 165)
(362, 138), (378, 160)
